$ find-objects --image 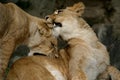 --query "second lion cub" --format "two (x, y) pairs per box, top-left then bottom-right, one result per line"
(46, 2), (110, 80)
